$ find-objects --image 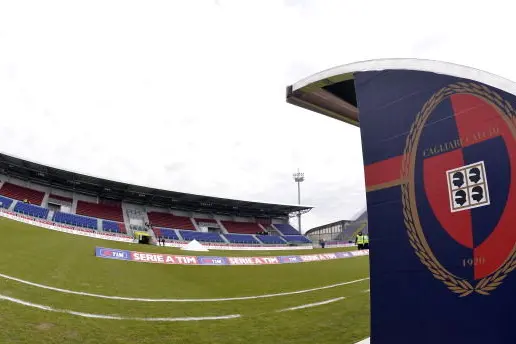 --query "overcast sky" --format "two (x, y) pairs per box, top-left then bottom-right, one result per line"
(0, 0), (514, 233)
